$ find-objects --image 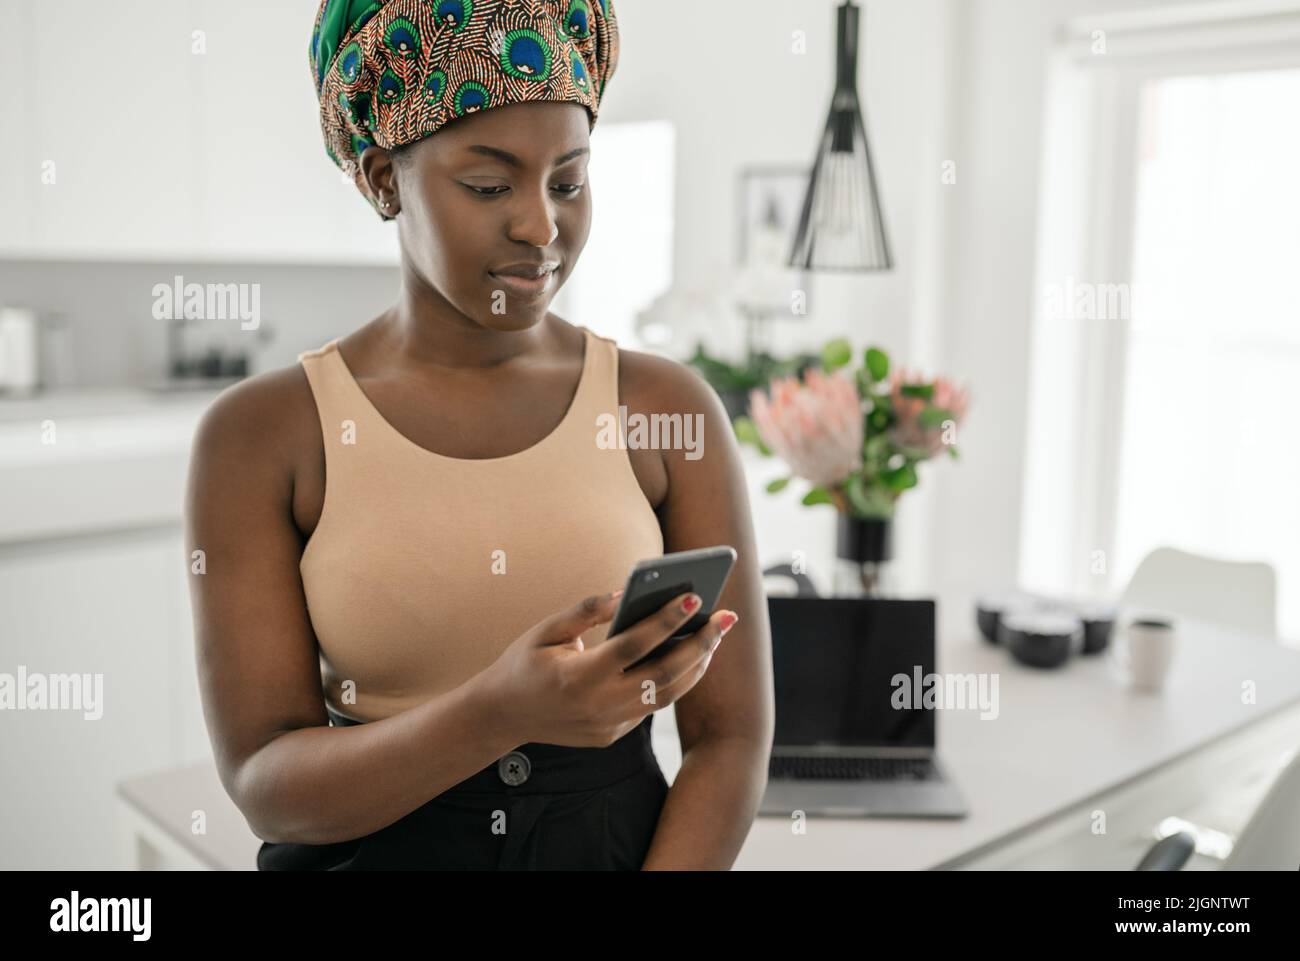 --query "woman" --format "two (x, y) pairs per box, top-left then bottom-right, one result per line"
(186, 0), (773, 870)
